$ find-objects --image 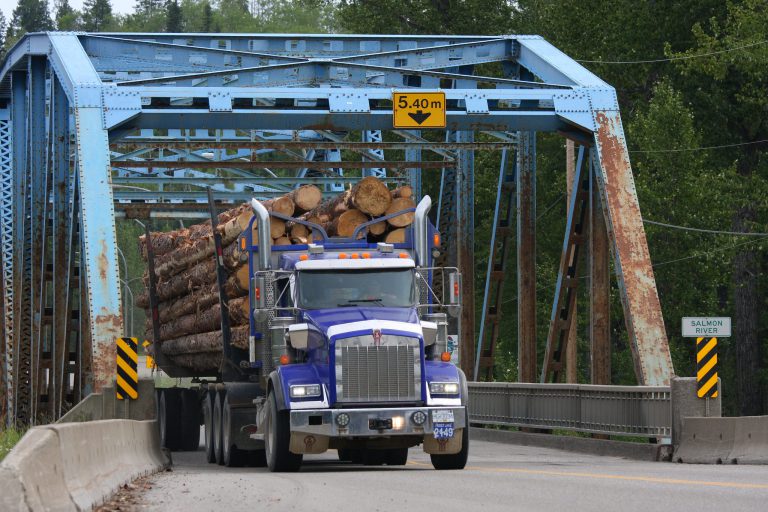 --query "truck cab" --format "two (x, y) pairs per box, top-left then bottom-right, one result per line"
(248, 196), (468, 471)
